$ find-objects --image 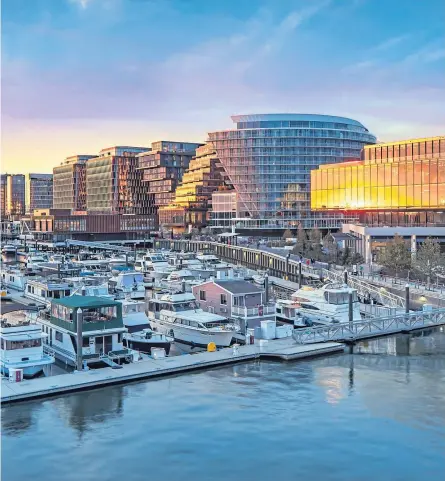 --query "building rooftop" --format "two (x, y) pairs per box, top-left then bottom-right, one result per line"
(231, 113), (367, 128)
(365, 135), (445, 148)
(214, 279), (263, 294)
(51, 295), (120, 309)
